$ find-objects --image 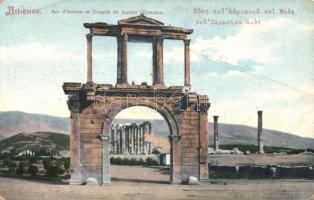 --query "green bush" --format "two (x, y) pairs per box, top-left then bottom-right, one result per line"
(16, 161), (26, 175)
(3, 159), (11, 167)
(8, 162), (17, 172)
(145, 157), (158, 166)
(110, 157), (152, 165)
(28, 165), (38, 176)
(63, 157), (70, 170)
(46, 165), (58, 177)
